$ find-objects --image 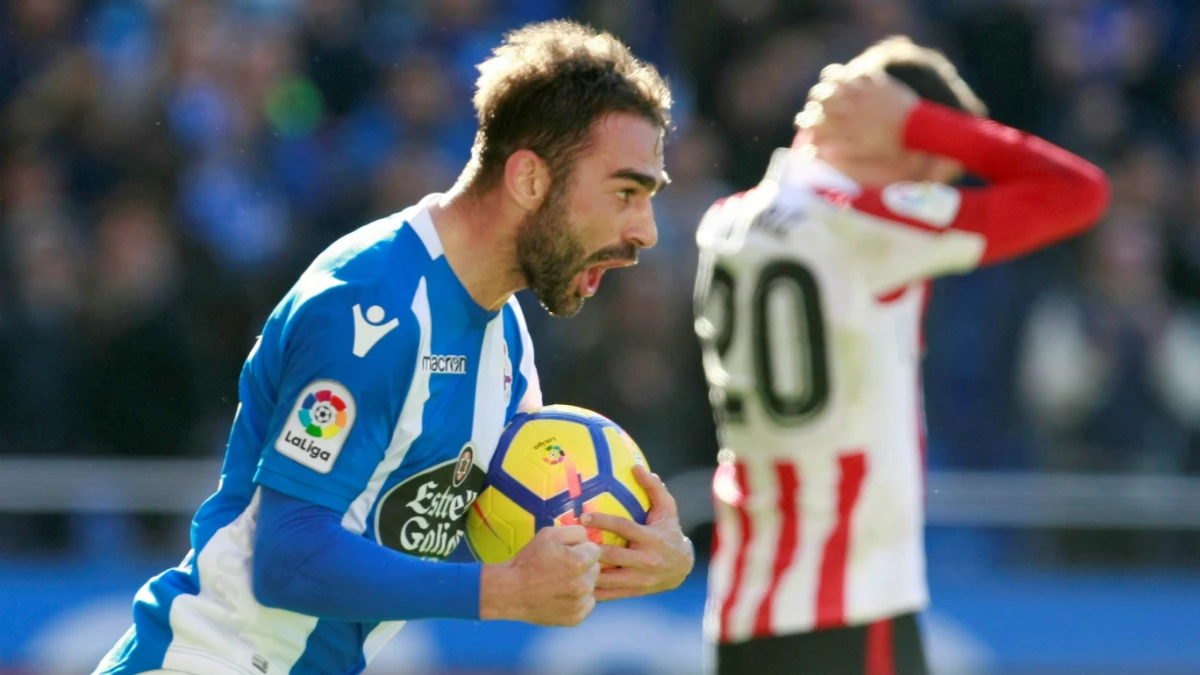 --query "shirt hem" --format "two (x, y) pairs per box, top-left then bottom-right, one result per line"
(705, 597), (930, 645)
(162, 646), (263, 675)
